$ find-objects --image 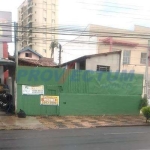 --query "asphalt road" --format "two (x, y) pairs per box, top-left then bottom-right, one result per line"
(0, 127), (150, 150)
